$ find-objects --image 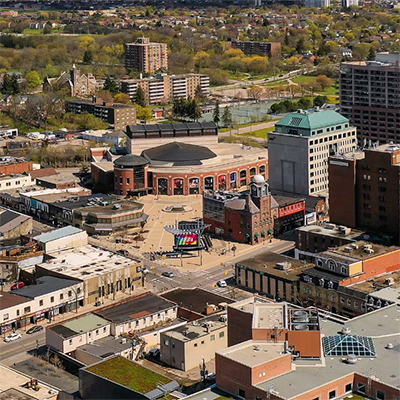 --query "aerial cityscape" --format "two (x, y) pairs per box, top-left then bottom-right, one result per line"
(0, 0), (399, 399)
